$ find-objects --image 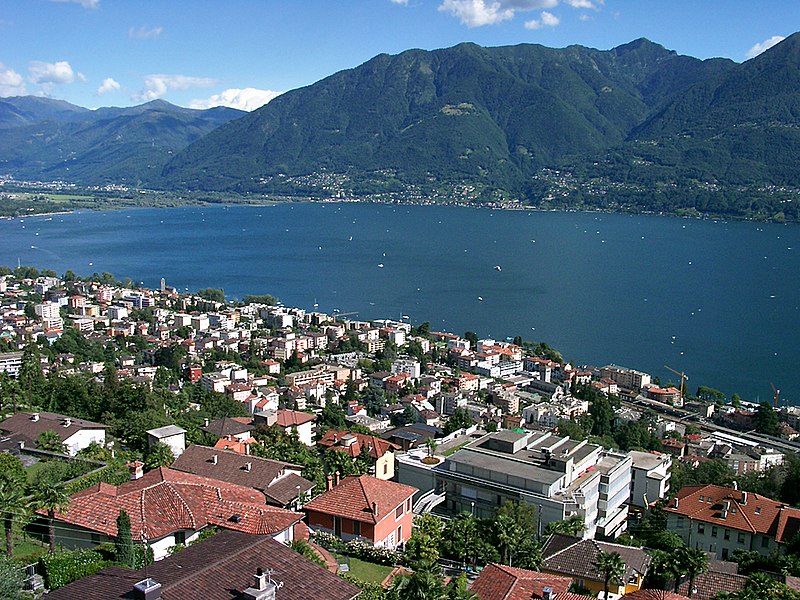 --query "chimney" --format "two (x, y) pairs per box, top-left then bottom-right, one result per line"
(334, 470), (340, 486)
(211, 454), (218, 465)
(127, 460), (144, 480)
(245, 462), (252, 472)
(327, 474), (333, 491)
(733, 480), (738, 491)
(542, 587), (555, 600)
(204, 418), (210, 427)
(63, 418), (72, 428)
(372, 501), (378, 517)
(674, 497), (679, 509)
(31, 413), (40, 422)
(132, 578), (161, 600)
(742, 491), (748, 505)
(242, 568), (282, 600)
